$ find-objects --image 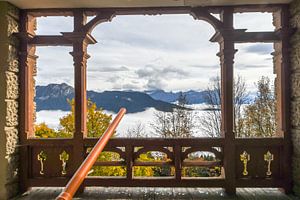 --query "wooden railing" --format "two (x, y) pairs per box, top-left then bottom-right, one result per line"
(56, 108), (126, 200)
(25, 136), (289, 192)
